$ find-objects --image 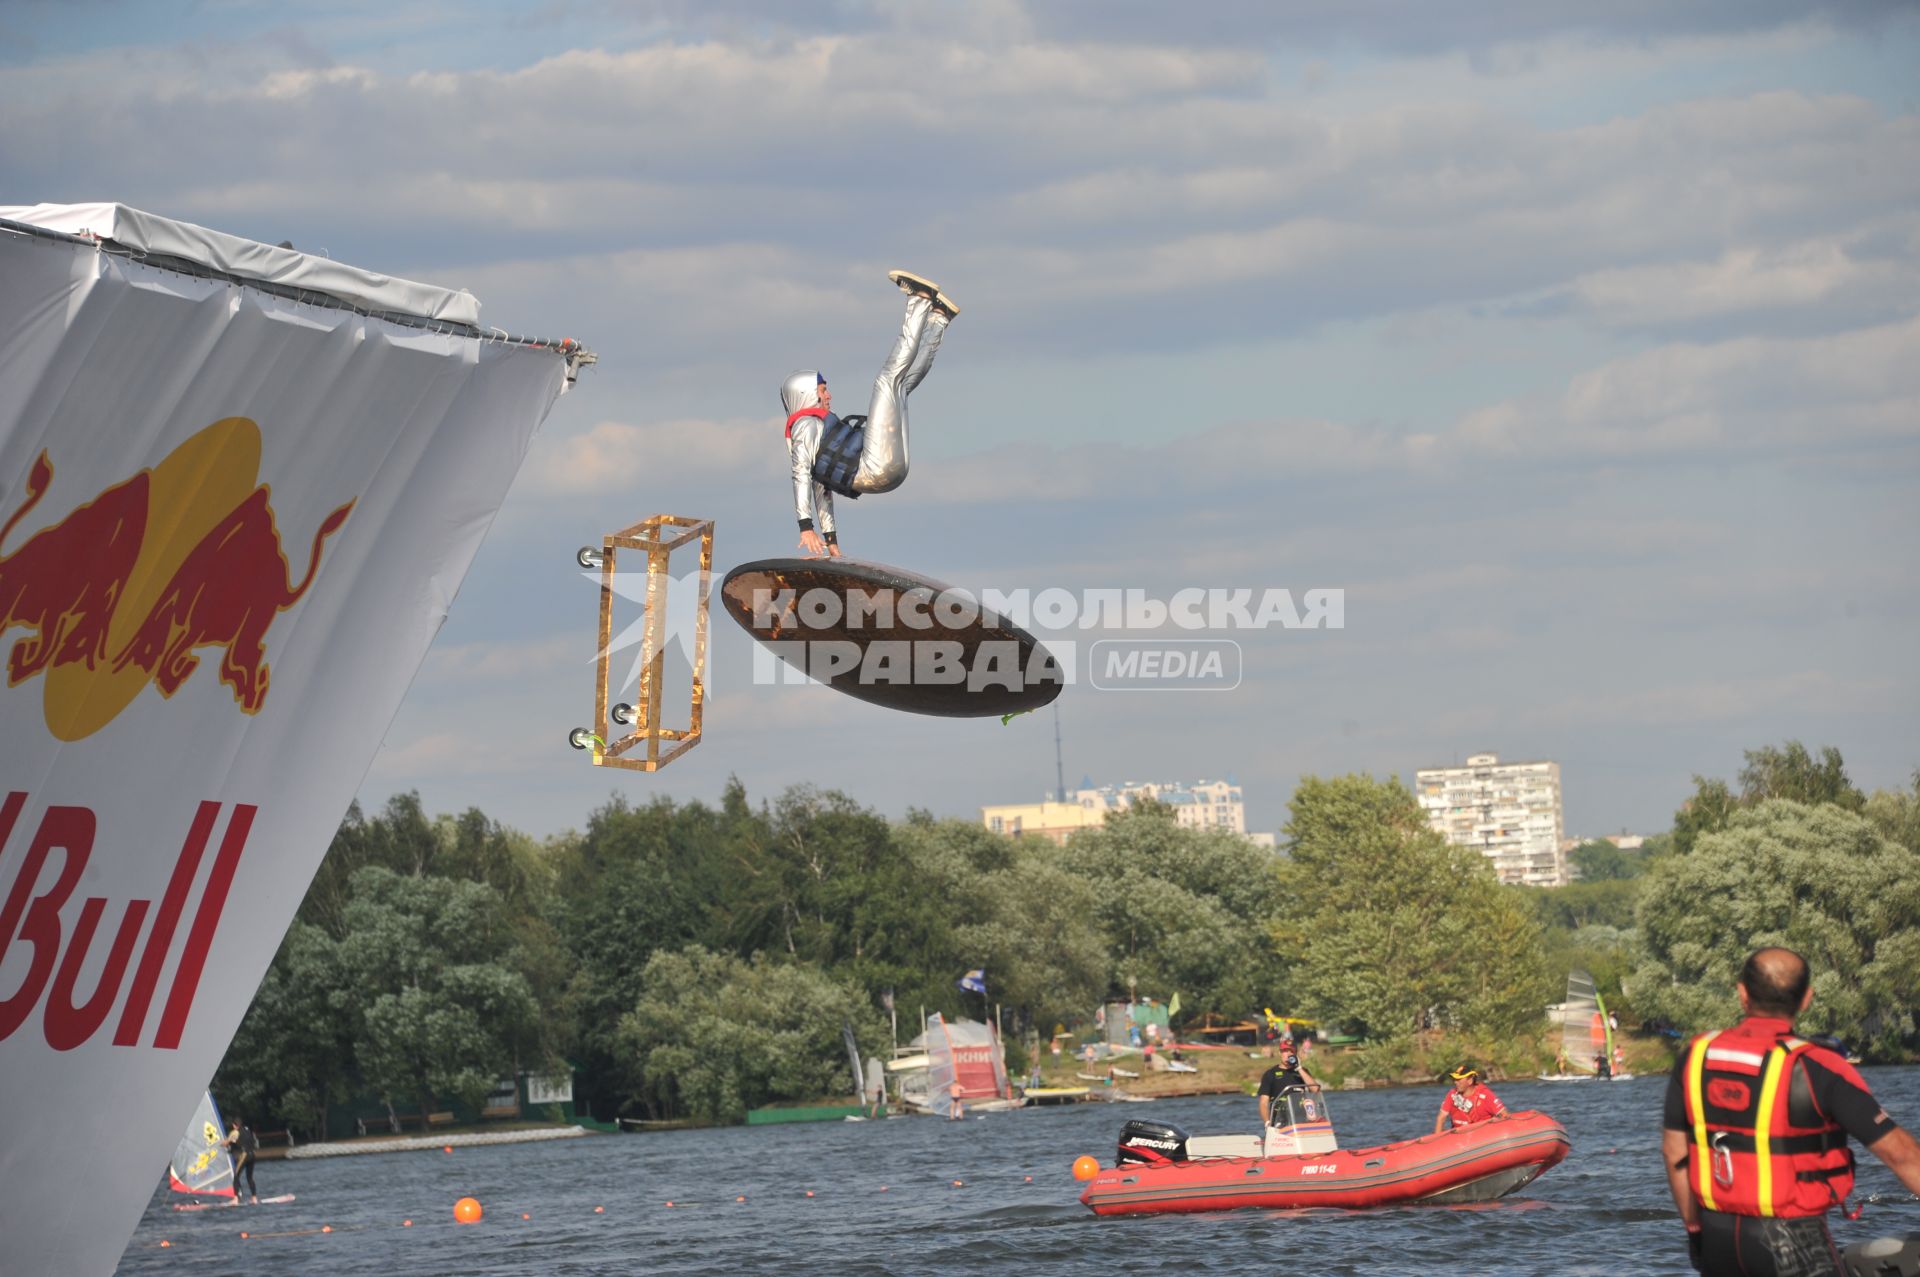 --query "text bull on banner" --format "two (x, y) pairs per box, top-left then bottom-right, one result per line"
(0, 204), (586, 1277)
